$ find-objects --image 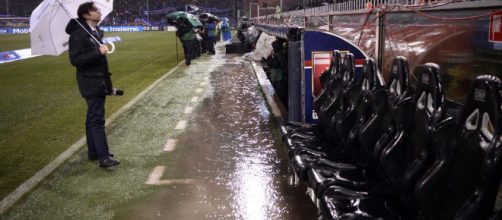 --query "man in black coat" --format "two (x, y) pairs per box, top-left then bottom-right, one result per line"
(65, 2), (120, 168)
